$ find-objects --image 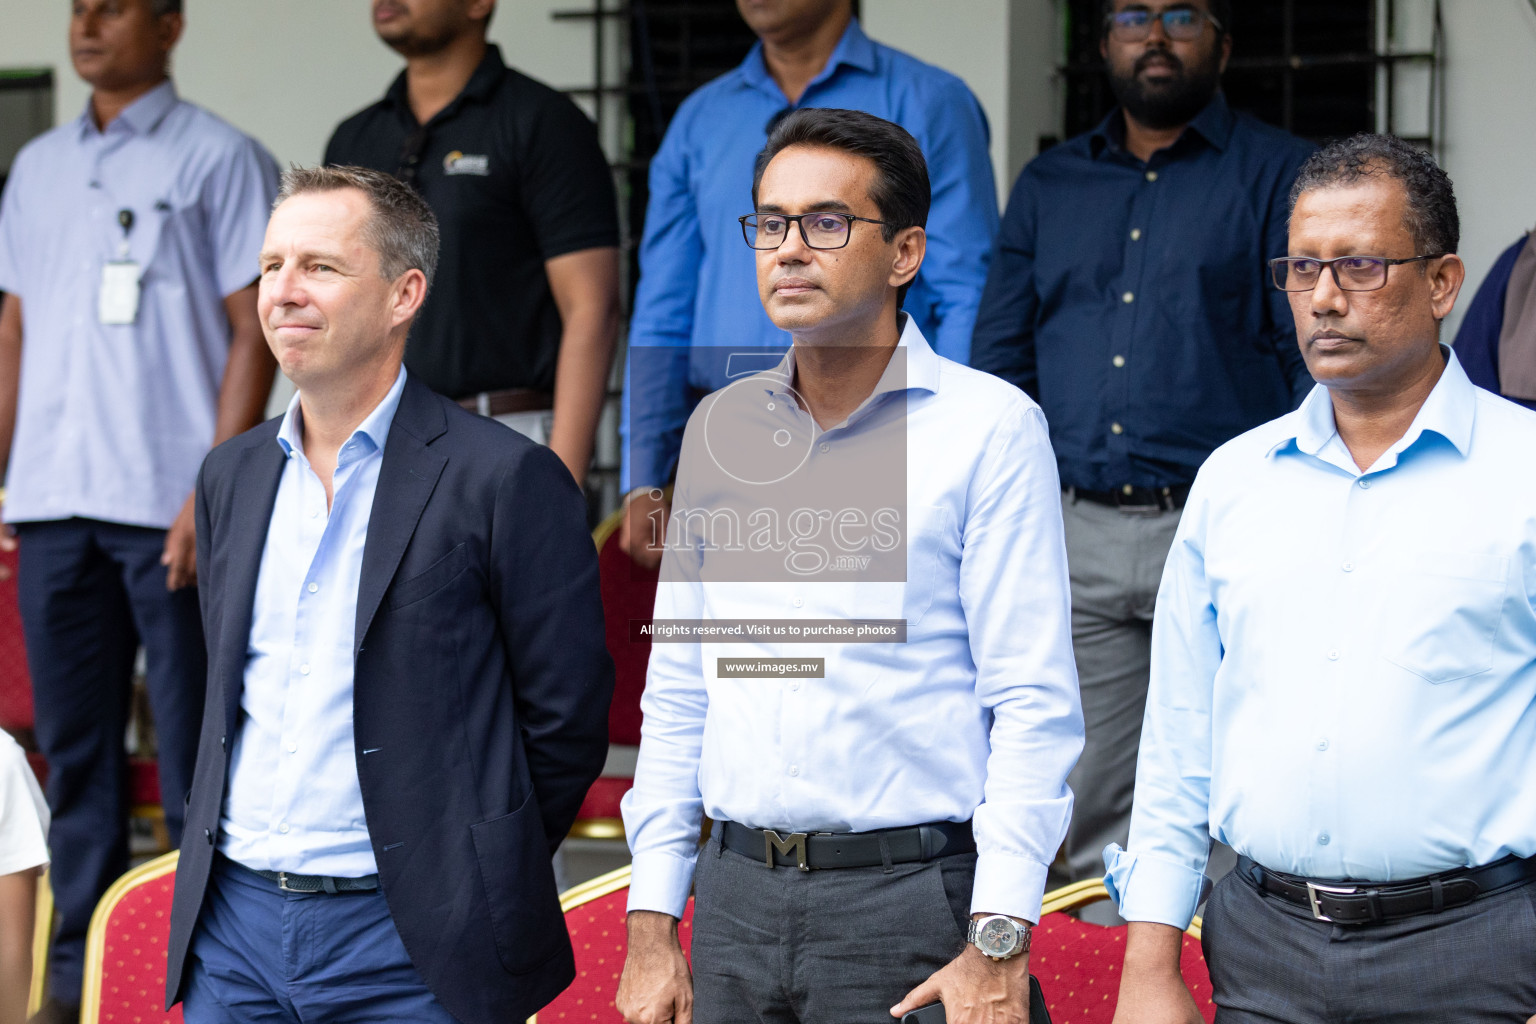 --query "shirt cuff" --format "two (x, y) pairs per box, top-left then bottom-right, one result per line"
(626, 849), (699, 920)
(1102, 844), (1208, 929)
(970, 850), (1049, 924)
